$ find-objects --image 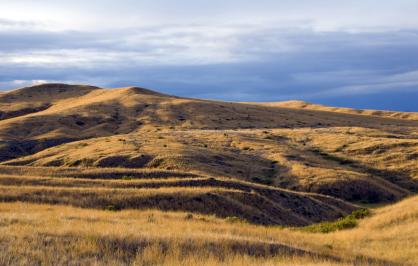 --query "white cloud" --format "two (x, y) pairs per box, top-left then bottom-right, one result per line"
(0, 79), (50, 90)
(0, 24), (303, 67)
(1, 1), (418, 31)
